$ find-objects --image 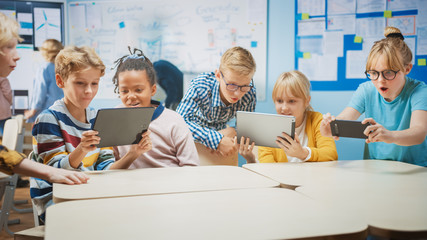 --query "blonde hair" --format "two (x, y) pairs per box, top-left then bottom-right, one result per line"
(0, 12), (23, 54)
(366, 26), (412, 72)
(39, 39), (63, 62)
(219, 46), (256, 76)
(272, 70), (313, 112)
(55, 46), (105, 80)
